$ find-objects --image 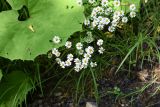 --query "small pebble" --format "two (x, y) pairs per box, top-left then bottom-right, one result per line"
(54, 92), (62, 97)
(86, 102), (97, 107)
